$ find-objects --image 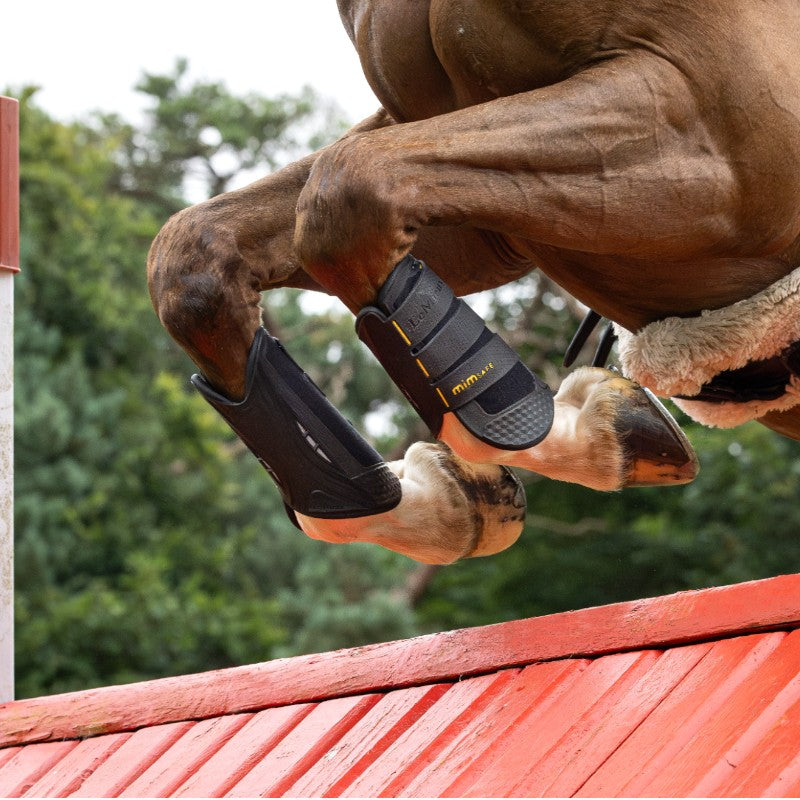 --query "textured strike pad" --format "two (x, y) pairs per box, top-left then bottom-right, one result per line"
(191, 328), (401, 523)
(356, 255), (554, 449)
